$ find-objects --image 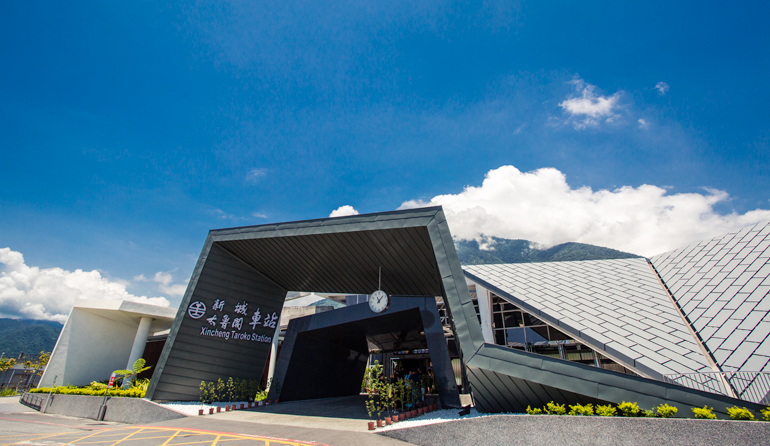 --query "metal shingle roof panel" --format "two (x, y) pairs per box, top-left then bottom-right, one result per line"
(464, 258), (712, 377)
(651, 220), (770, 373)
